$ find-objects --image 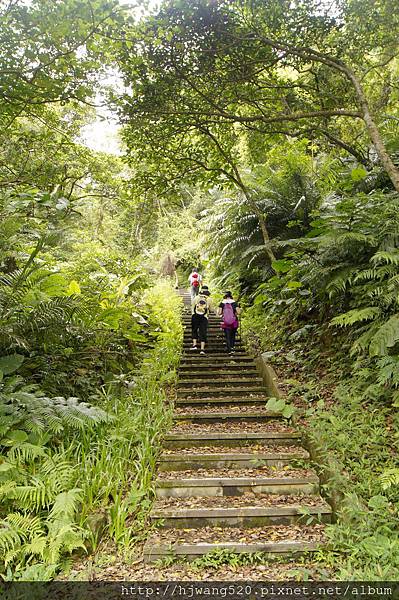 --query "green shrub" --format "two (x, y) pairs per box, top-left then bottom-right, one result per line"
(0, 281), (182, 580)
